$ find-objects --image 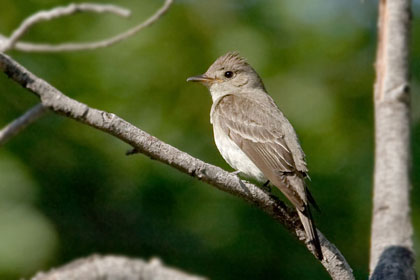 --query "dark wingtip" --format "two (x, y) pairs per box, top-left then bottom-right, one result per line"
(302, 205), (323, 260)
(306, 186), (321, 213)
(308, 207), (323, 260)
(313, 240), (324, 261)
